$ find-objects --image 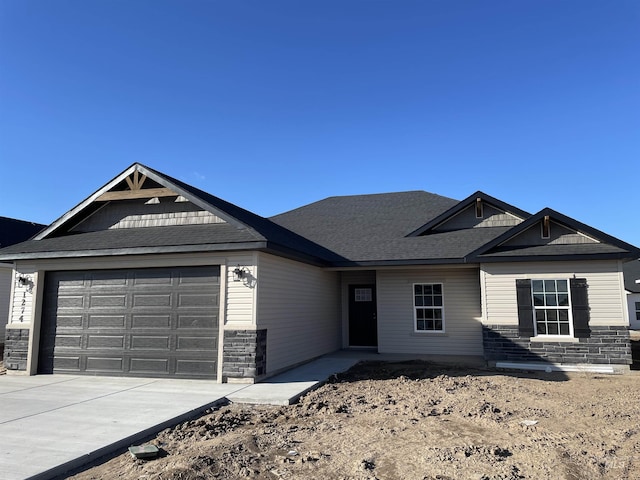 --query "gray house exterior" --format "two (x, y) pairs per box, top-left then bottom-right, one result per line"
(0, 217), (45, 346)
(1, 164), (638, 380)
